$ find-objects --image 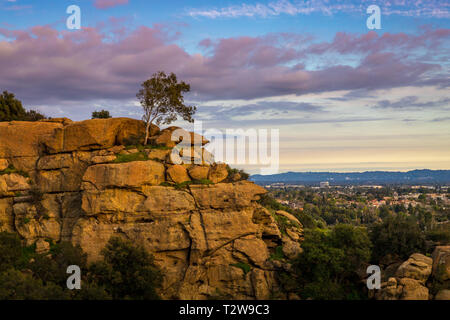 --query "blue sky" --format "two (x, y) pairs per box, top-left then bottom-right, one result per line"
(0, 0), (449, 173)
